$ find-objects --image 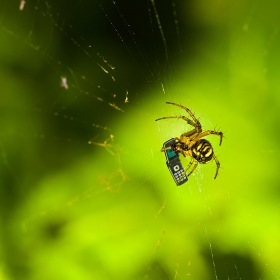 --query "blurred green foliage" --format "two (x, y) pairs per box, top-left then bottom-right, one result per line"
(1, 0), (280, 279)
